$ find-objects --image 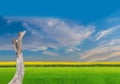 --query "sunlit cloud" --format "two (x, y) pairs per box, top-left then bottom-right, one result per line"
(95, 25), (120, 41)
(42, 51), (59, 56)
(0, 16), (95, 51)
(1, 15), (120, 61)
(65, 47), (80, 53)
(80, 39), (120, 61)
